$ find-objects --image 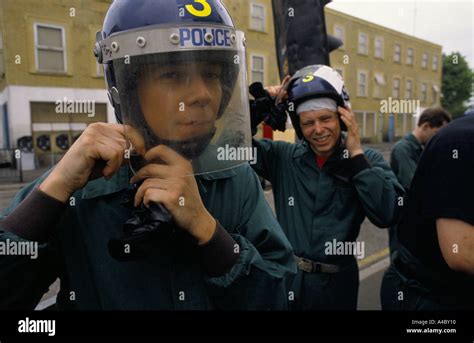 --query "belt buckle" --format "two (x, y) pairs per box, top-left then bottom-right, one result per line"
(297, 258), (313, 273)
